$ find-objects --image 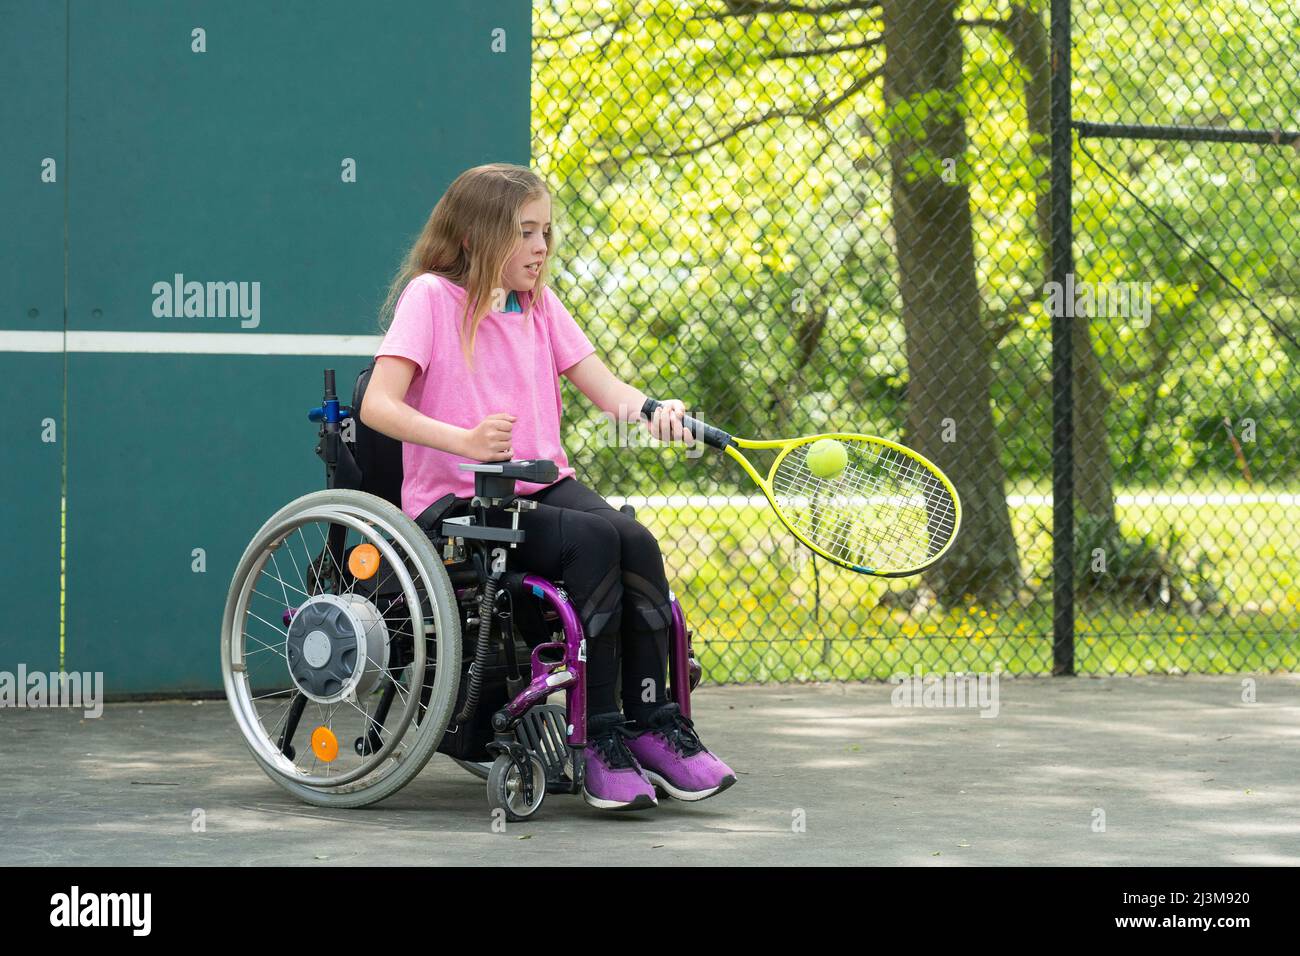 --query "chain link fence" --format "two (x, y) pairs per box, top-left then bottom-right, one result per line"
(531, 0), (1299, 683)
